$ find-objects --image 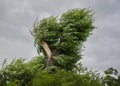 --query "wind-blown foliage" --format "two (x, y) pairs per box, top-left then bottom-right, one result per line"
(103, 67), (120, 86)
(0, 56), (43, 86)
(32, 8), (95, 70)
(0, 57), (119, 86)
(0, 57), (105, 86)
